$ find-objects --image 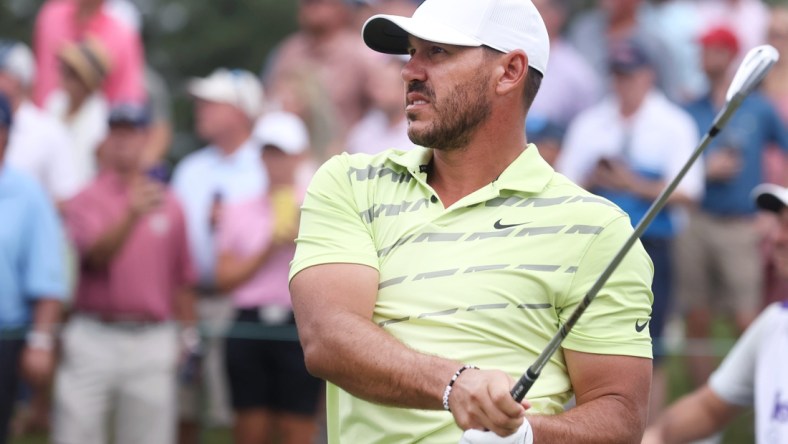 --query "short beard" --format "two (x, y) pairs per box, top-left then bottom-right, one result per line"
(406, 71), (492, 151)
